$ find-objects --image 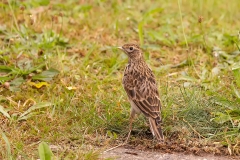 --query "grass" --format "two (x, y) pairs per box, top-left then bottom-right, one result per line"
(0, 0), (240, 159)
